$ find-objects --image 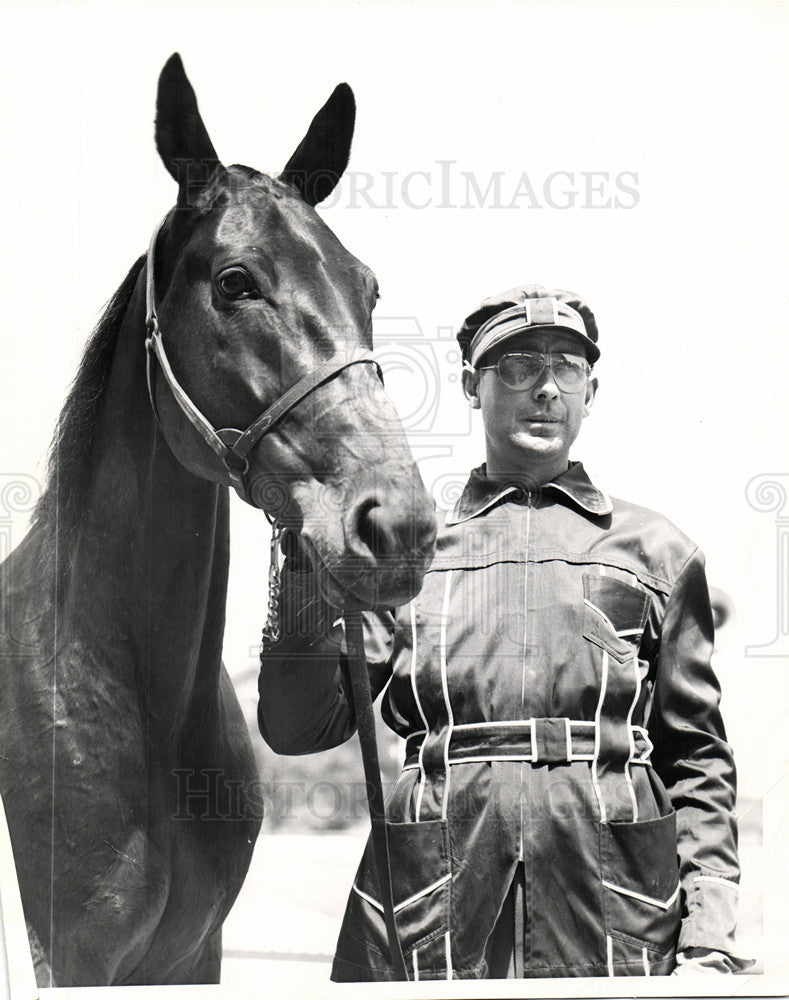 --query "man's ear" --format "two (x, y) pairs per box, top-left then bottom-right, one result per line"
(462, 366), (481, 410)
(583, 375), (599, 417)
